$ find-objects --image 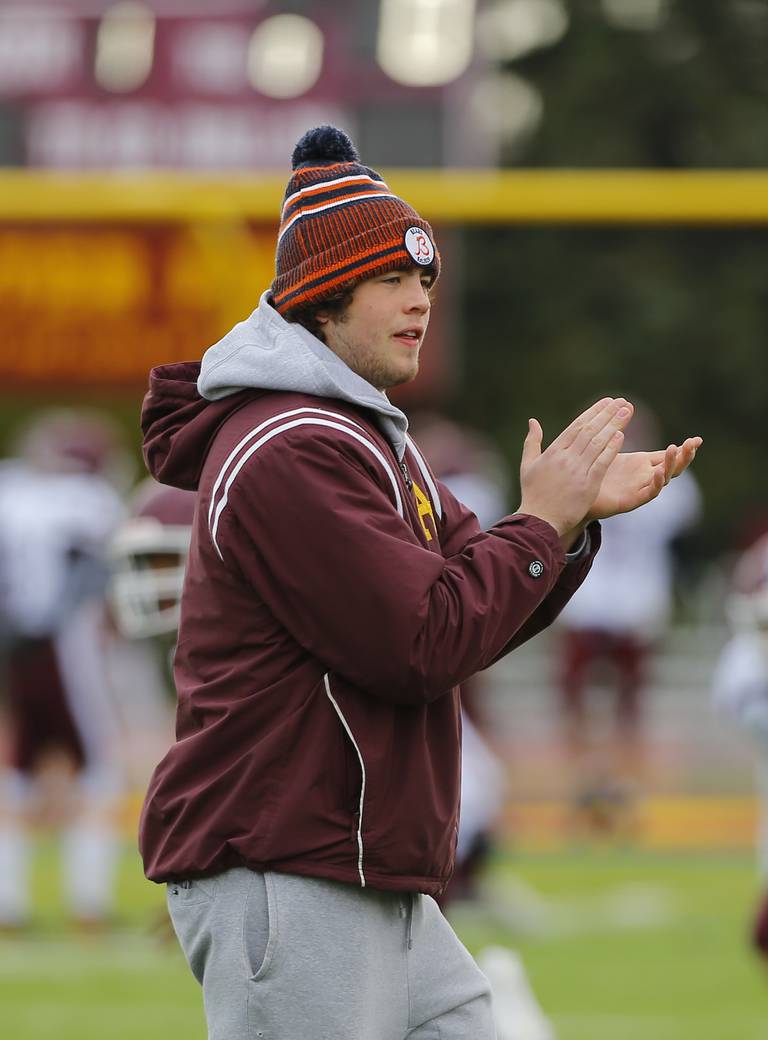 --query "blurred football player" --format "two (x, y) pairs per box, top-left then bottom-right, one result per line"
(0, 410), (127, 929)
(555, 401), (701, 834)
(106, 479), (196, 778)
(410, 415), (555, 1040)
(713, 533), (768, 957)
(109, 478), (196, 644)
